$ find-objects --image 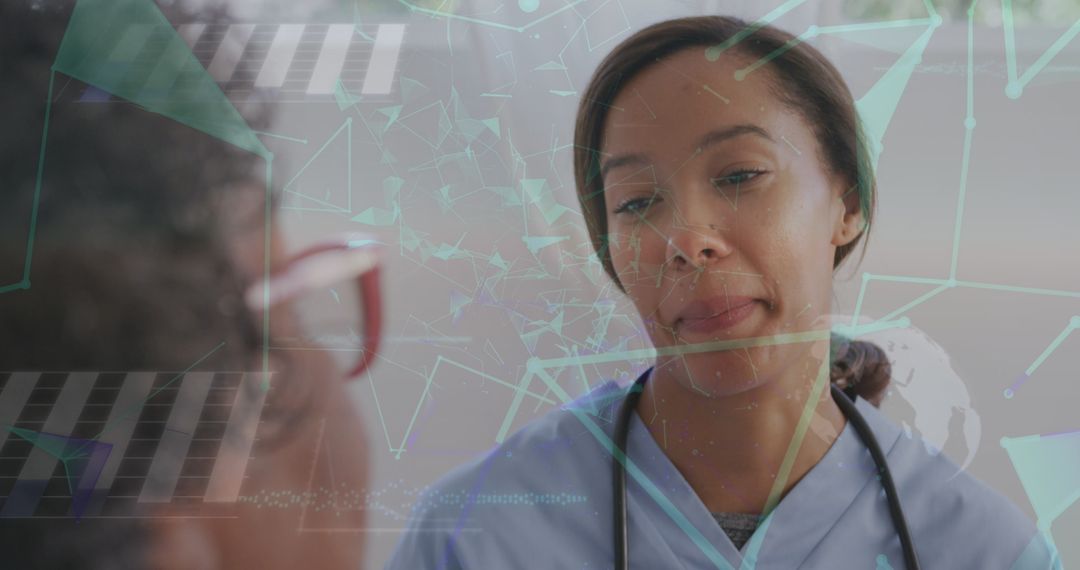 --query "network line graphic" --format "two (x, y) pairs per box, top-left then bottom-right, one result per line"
(6, 0), (1080, 565)
(284, 1), (1080, 535)
(1005, 316), (1080, 399)
(327, 1), (1079, 564)
(393, 0), (592, 34)
(1, 425), (112, 520)
(369, 0), (939, 451)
